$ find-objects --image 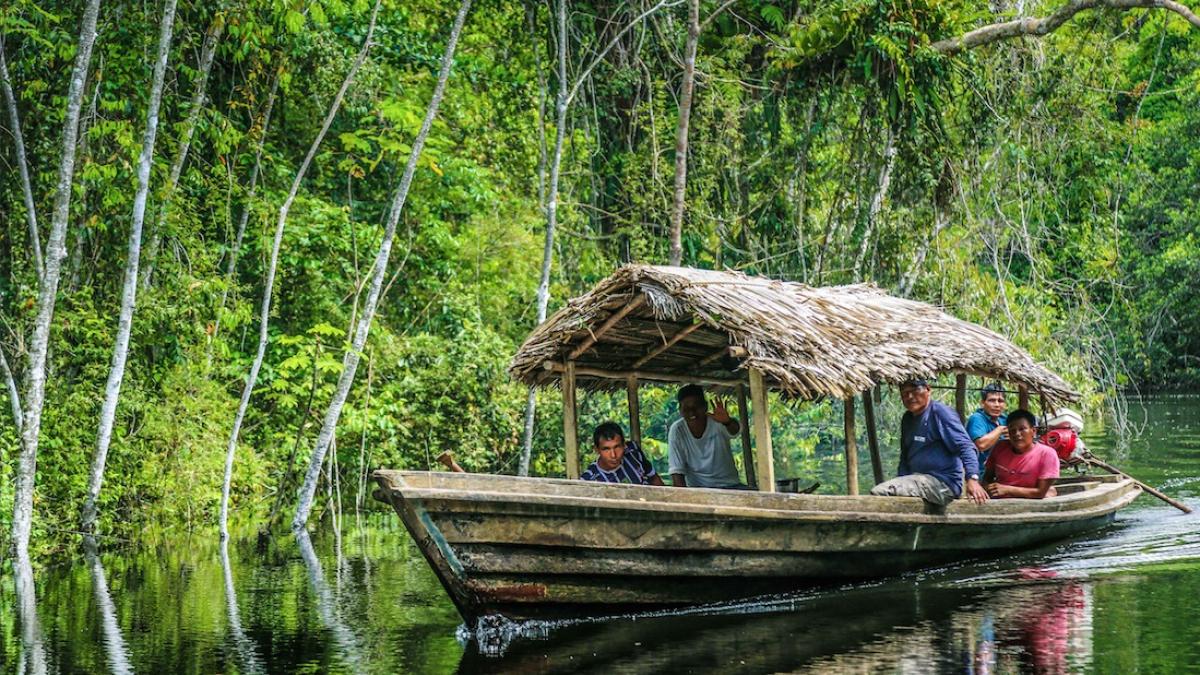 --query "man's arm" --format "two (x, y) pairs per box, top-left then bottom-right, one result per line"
(987, 478), (1056, 499)
(667, 425), (688, 488)
(973, 425), (1004, 452)
(648, 473), (666, 487)
(939, 406), (988, 503)
(670, 473), (687, 487)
